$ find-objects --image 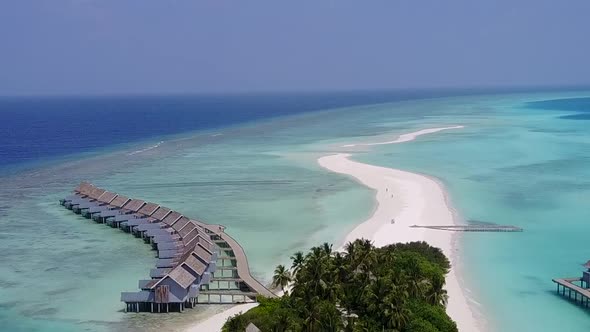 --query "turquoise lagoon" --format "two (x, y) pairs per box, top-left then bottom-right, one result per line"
(1, 90), (590, 331)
